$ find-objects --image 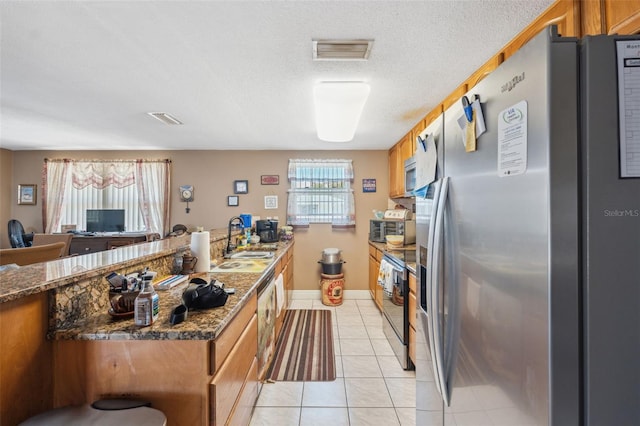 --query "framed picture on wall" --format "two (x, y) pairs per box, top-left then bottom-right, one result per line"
(18, 184), (37, 205)
(264, 195), (278, 209)
(362, 178), (376, 193)
(228, 195), (239, 206)
(261, 175), (279, 185)
(234, 180), (248, 194)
